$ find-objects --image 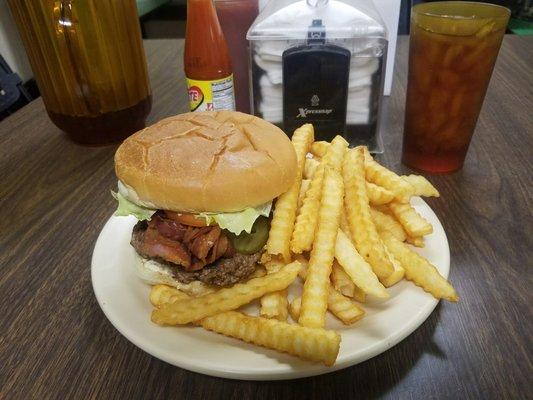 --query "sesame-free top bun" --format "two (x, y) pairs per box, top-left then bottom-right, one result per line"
(115, 111), (297, 212)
